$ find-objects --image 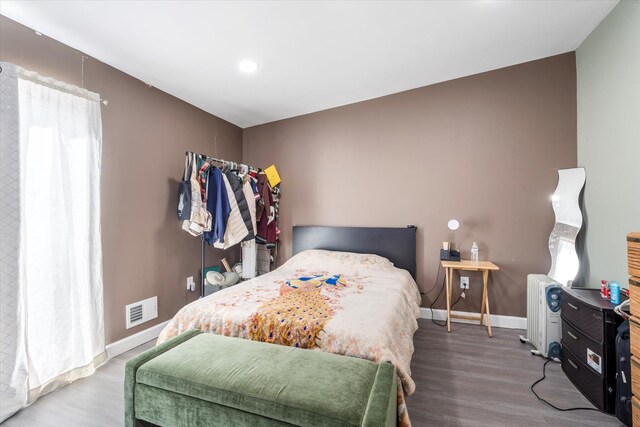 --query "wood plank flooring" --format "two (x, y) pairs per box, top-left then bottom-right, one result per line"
(3, 341), (155, 427)
(3, 320), (622, 426)
(407, 319), (621, 426)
